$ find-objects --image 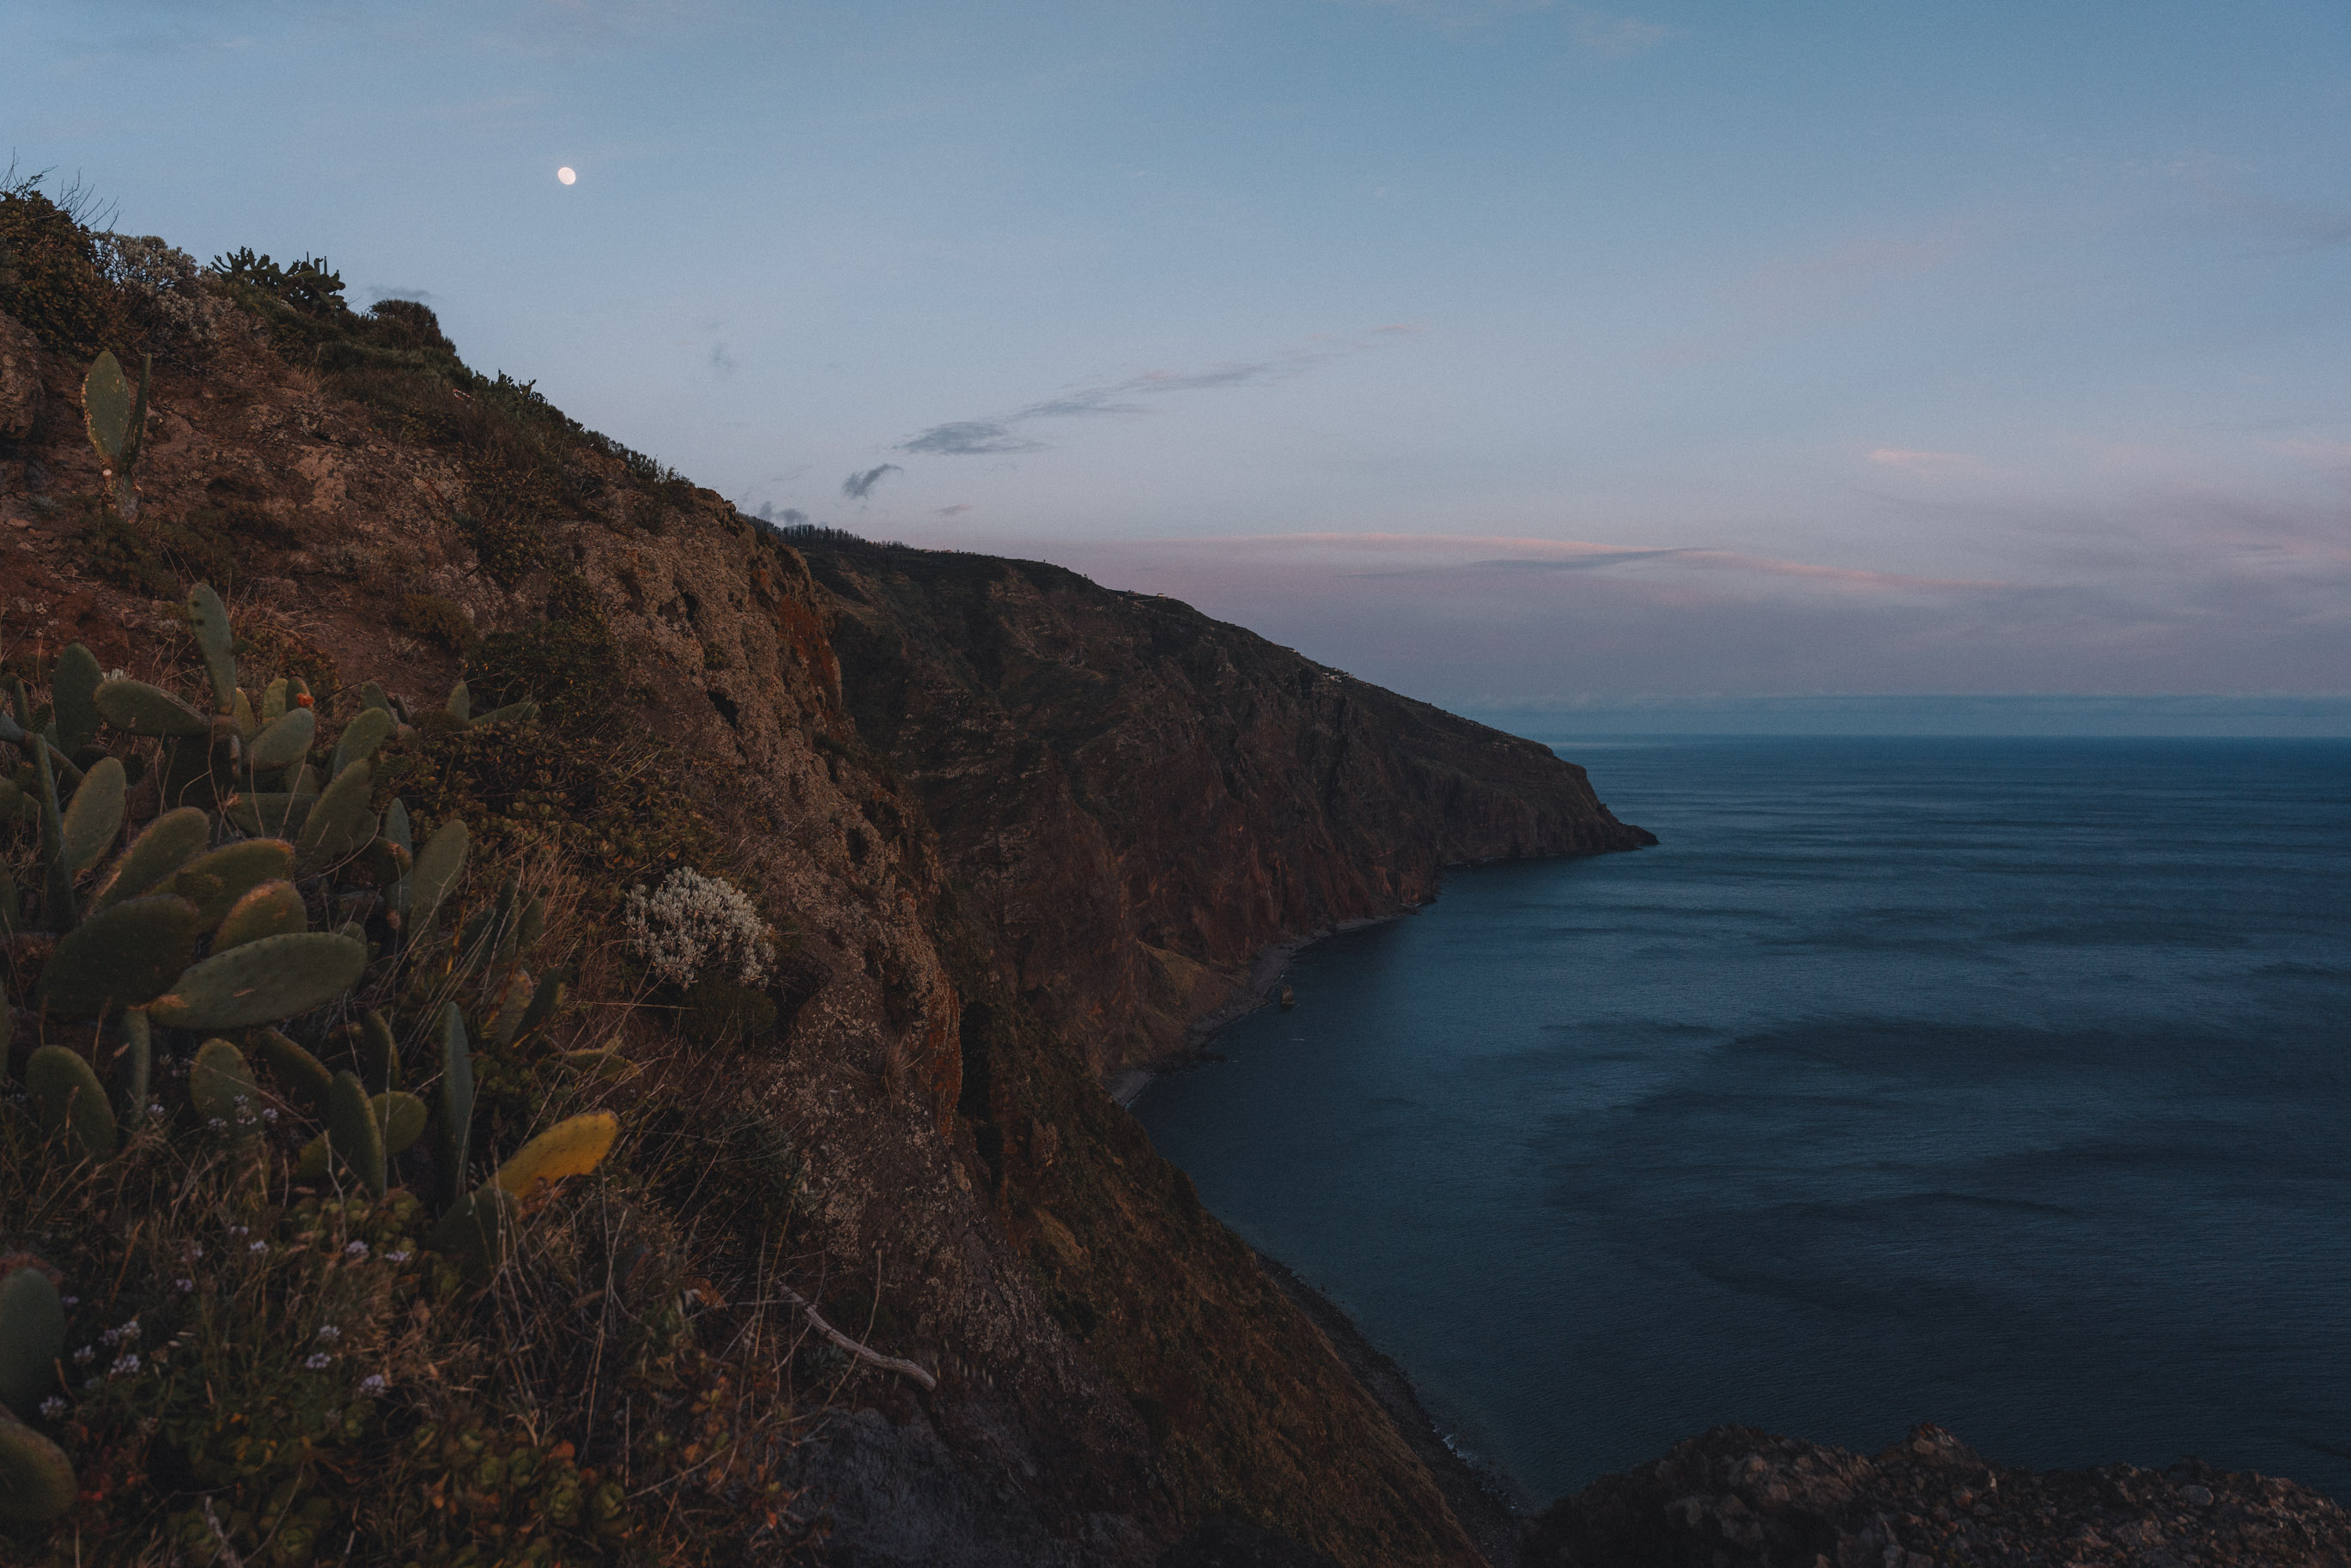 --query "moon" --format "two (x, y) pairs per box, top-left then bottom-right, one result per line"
(556, 167), (577, 185)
